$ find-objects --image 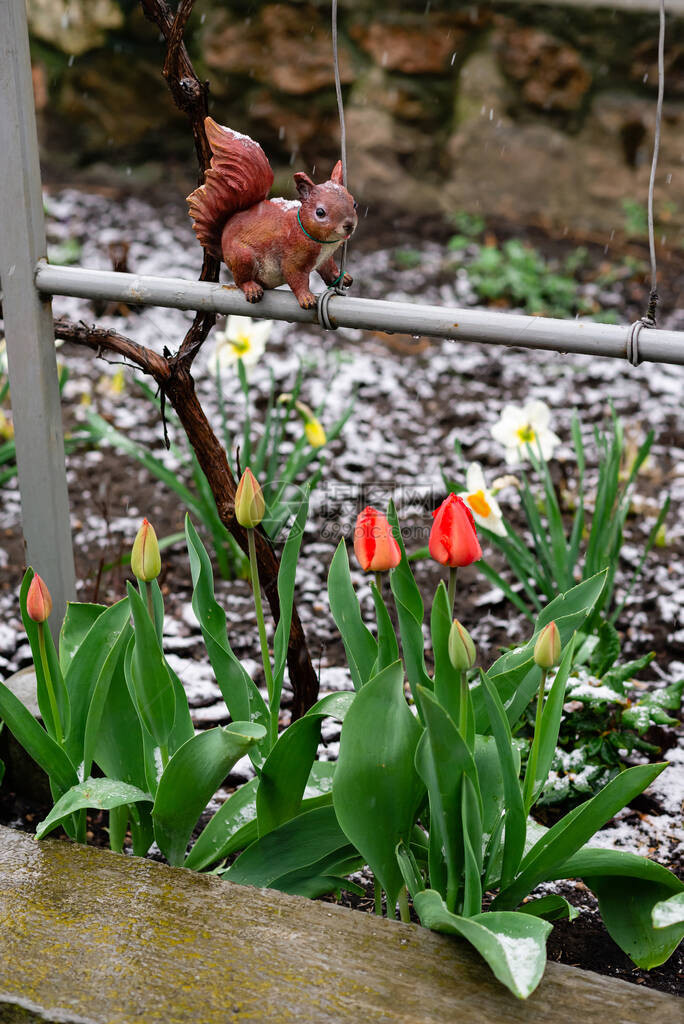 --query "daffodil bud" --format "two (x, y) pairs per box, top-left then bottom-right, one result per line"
(304, 418), (326, 449)
(131, 518), (161, 581)
(26, 573), (52, 623)
(448, 619), (476, 671)
(534, 621), (561, 669)
(293, 400), (326, 450)
(235, 468), (265, 529)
